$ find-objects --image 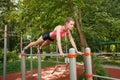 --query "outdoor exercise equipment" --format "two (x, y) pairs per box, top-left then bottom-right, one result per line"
(3, 25), (7, 80)
(21, 47), (81, 80)
(3, 25), (120, 80)
(3, 25), (22, 80)
(21, 47), (120, 80)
